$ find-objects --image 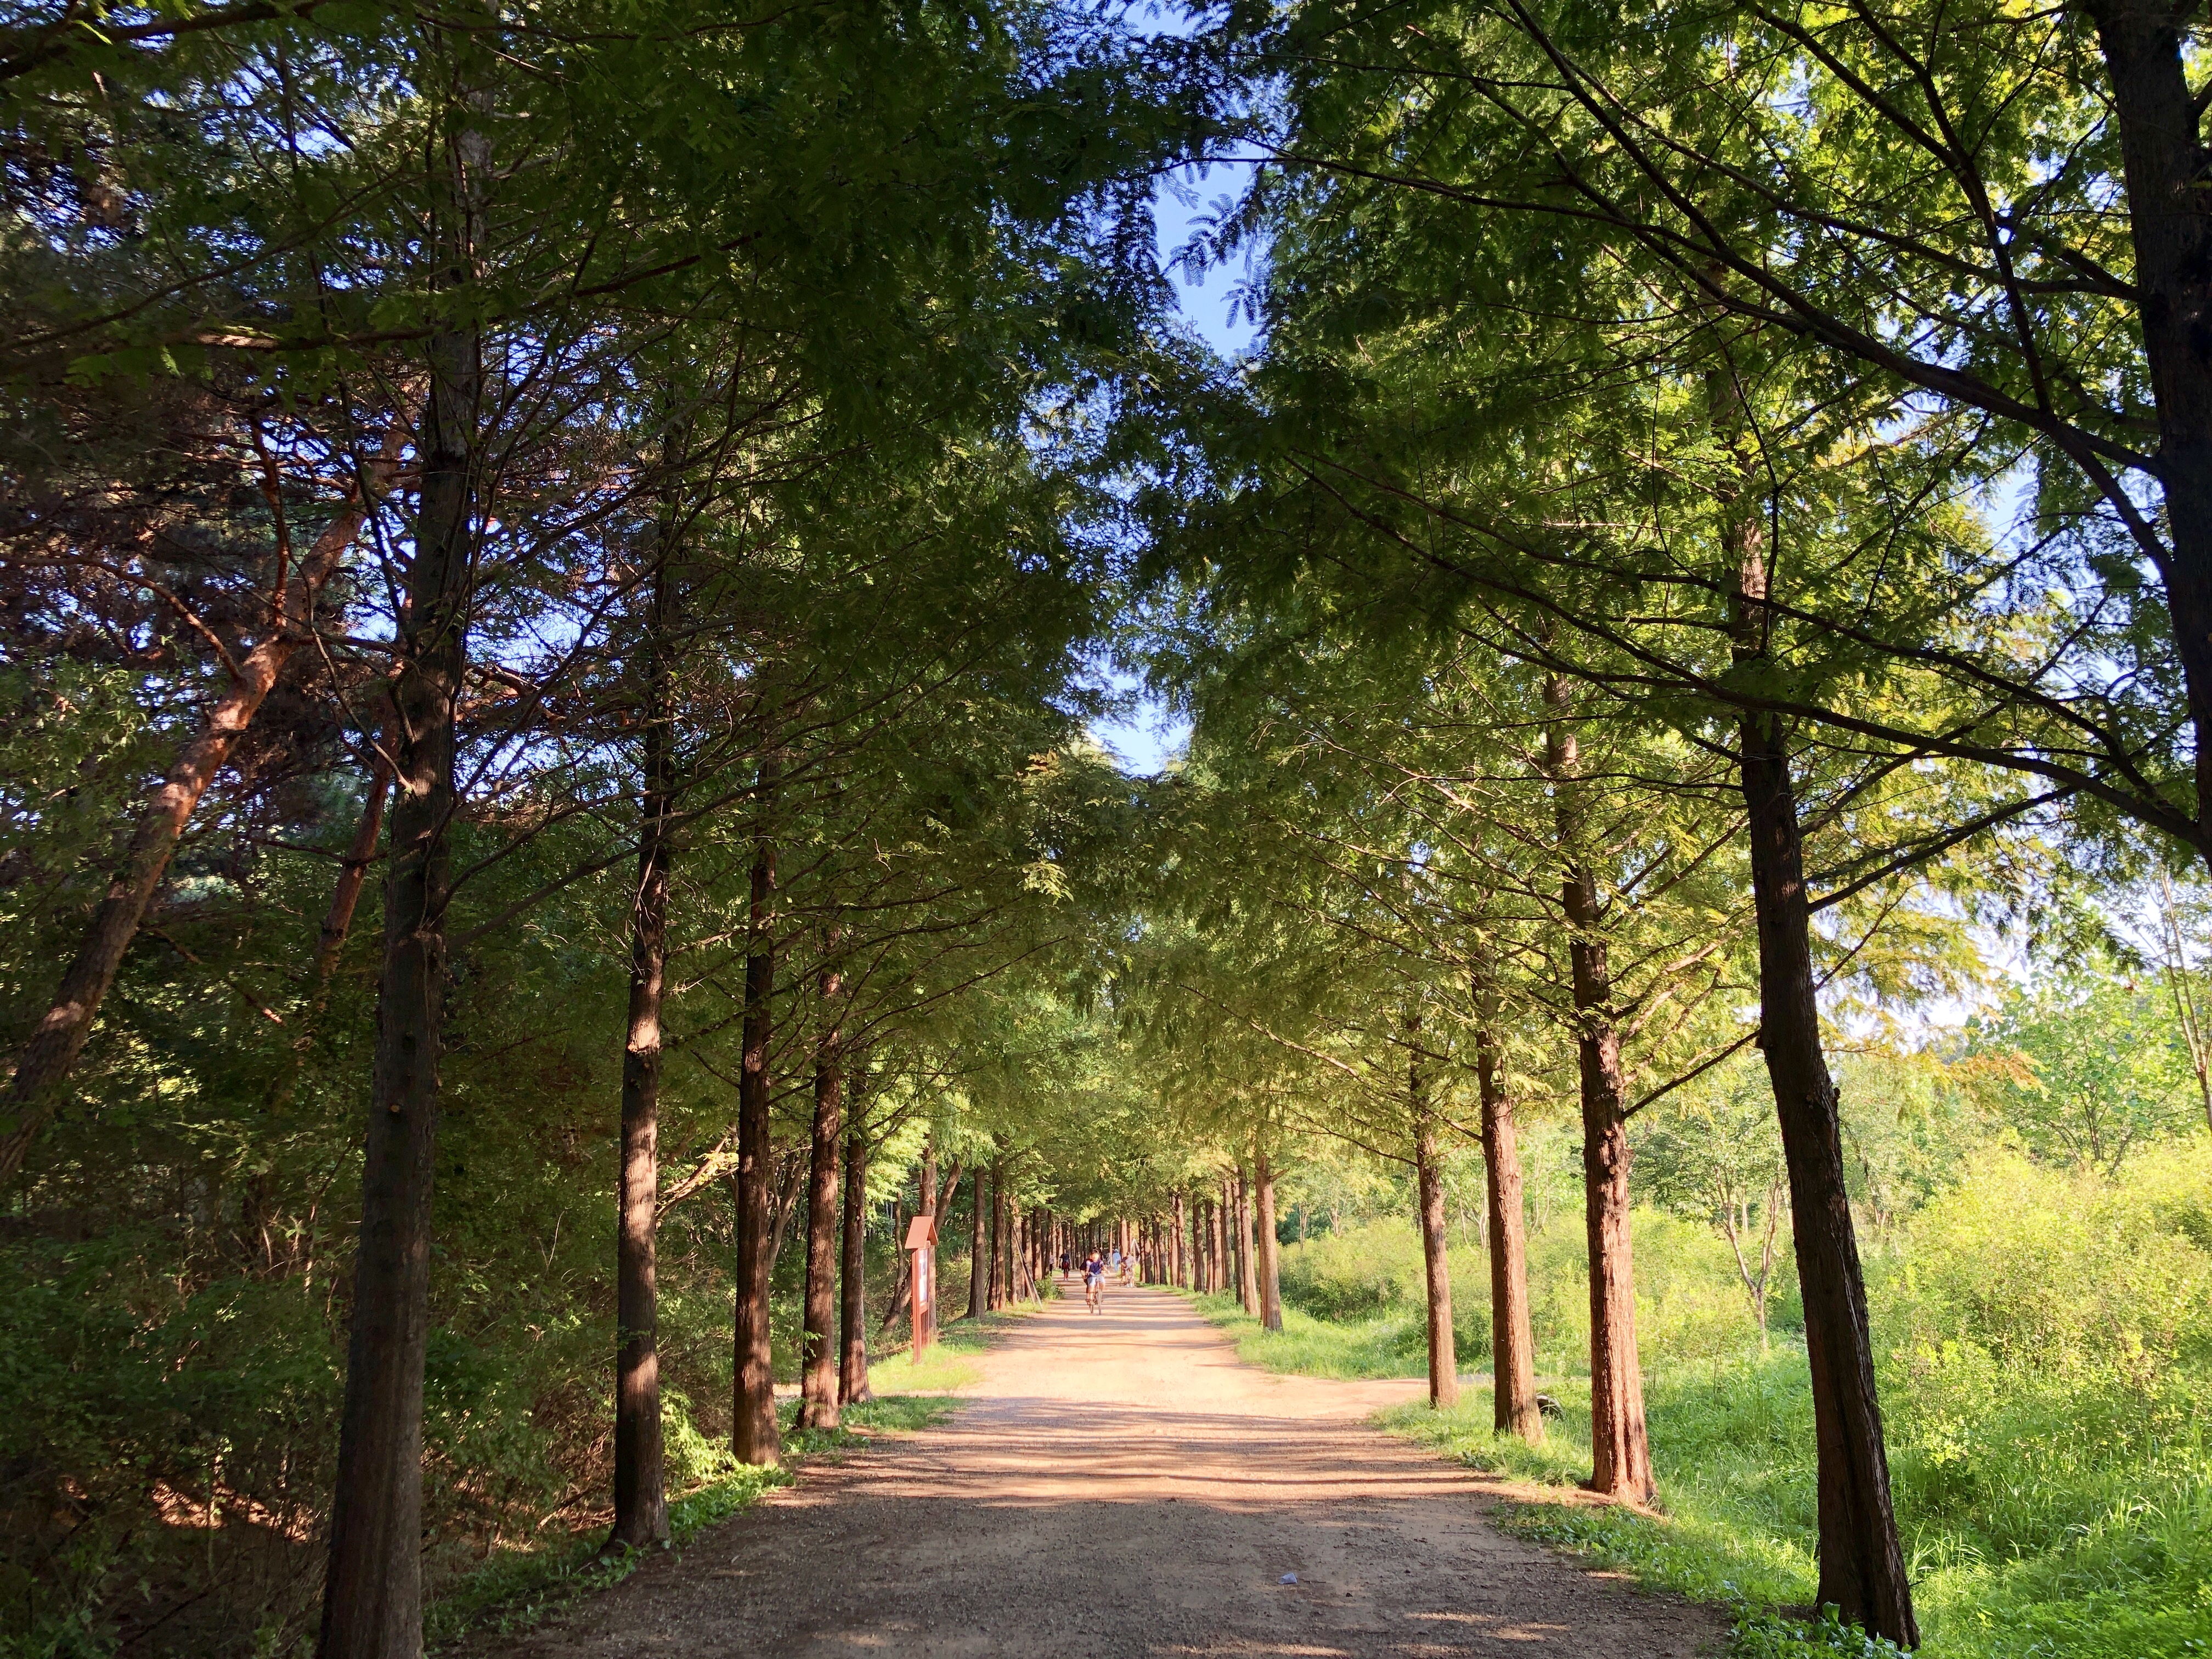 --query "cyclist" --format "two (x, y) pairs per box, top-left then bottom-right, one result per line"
(1082, 1251), (1105, 1312)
